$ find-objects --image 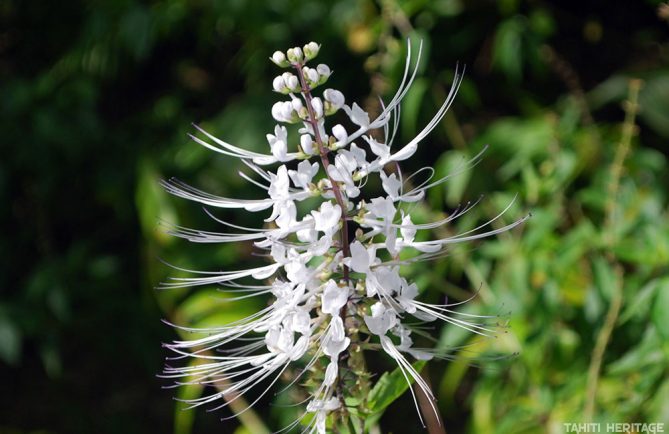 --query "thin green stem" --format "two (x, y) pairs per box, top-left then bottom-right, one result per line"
(584, 78), (642, 423)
